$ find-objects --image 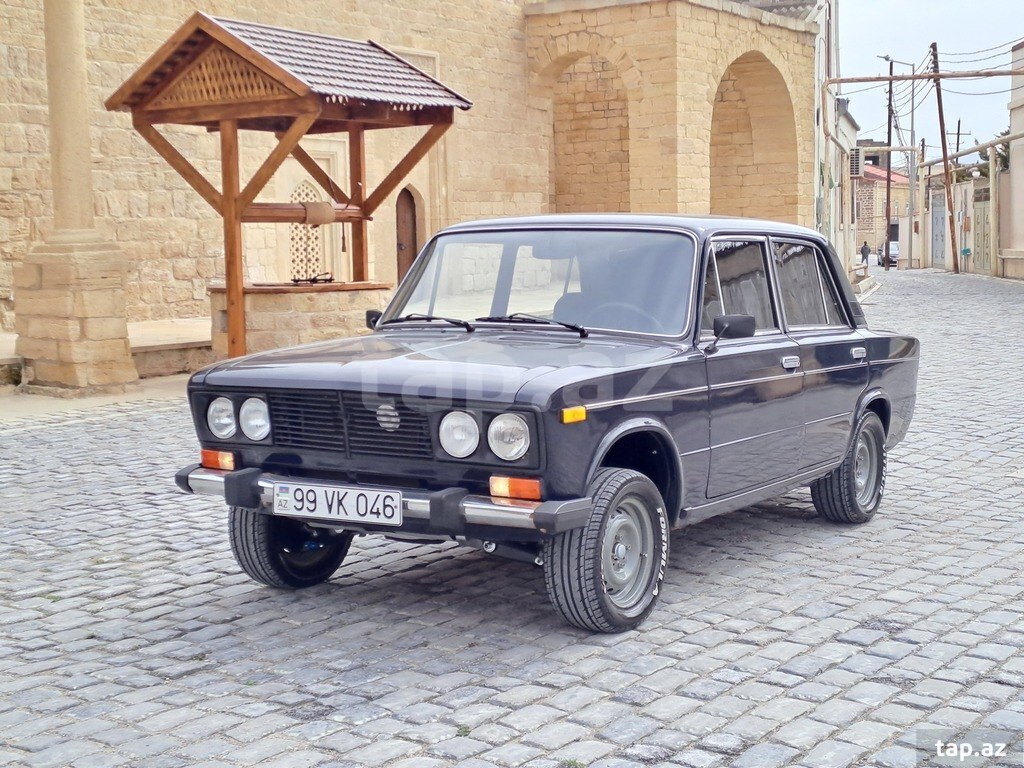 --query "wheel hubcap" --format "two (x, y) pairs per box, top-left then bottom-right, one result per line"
(853, 433), (878, 506)
(602, 497), (656, 612)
